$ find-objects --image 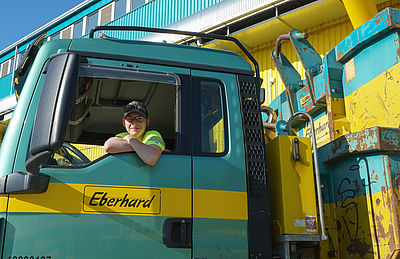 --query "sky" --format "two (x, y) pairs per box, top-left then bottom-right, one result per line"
(0, 0), (86, 50)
